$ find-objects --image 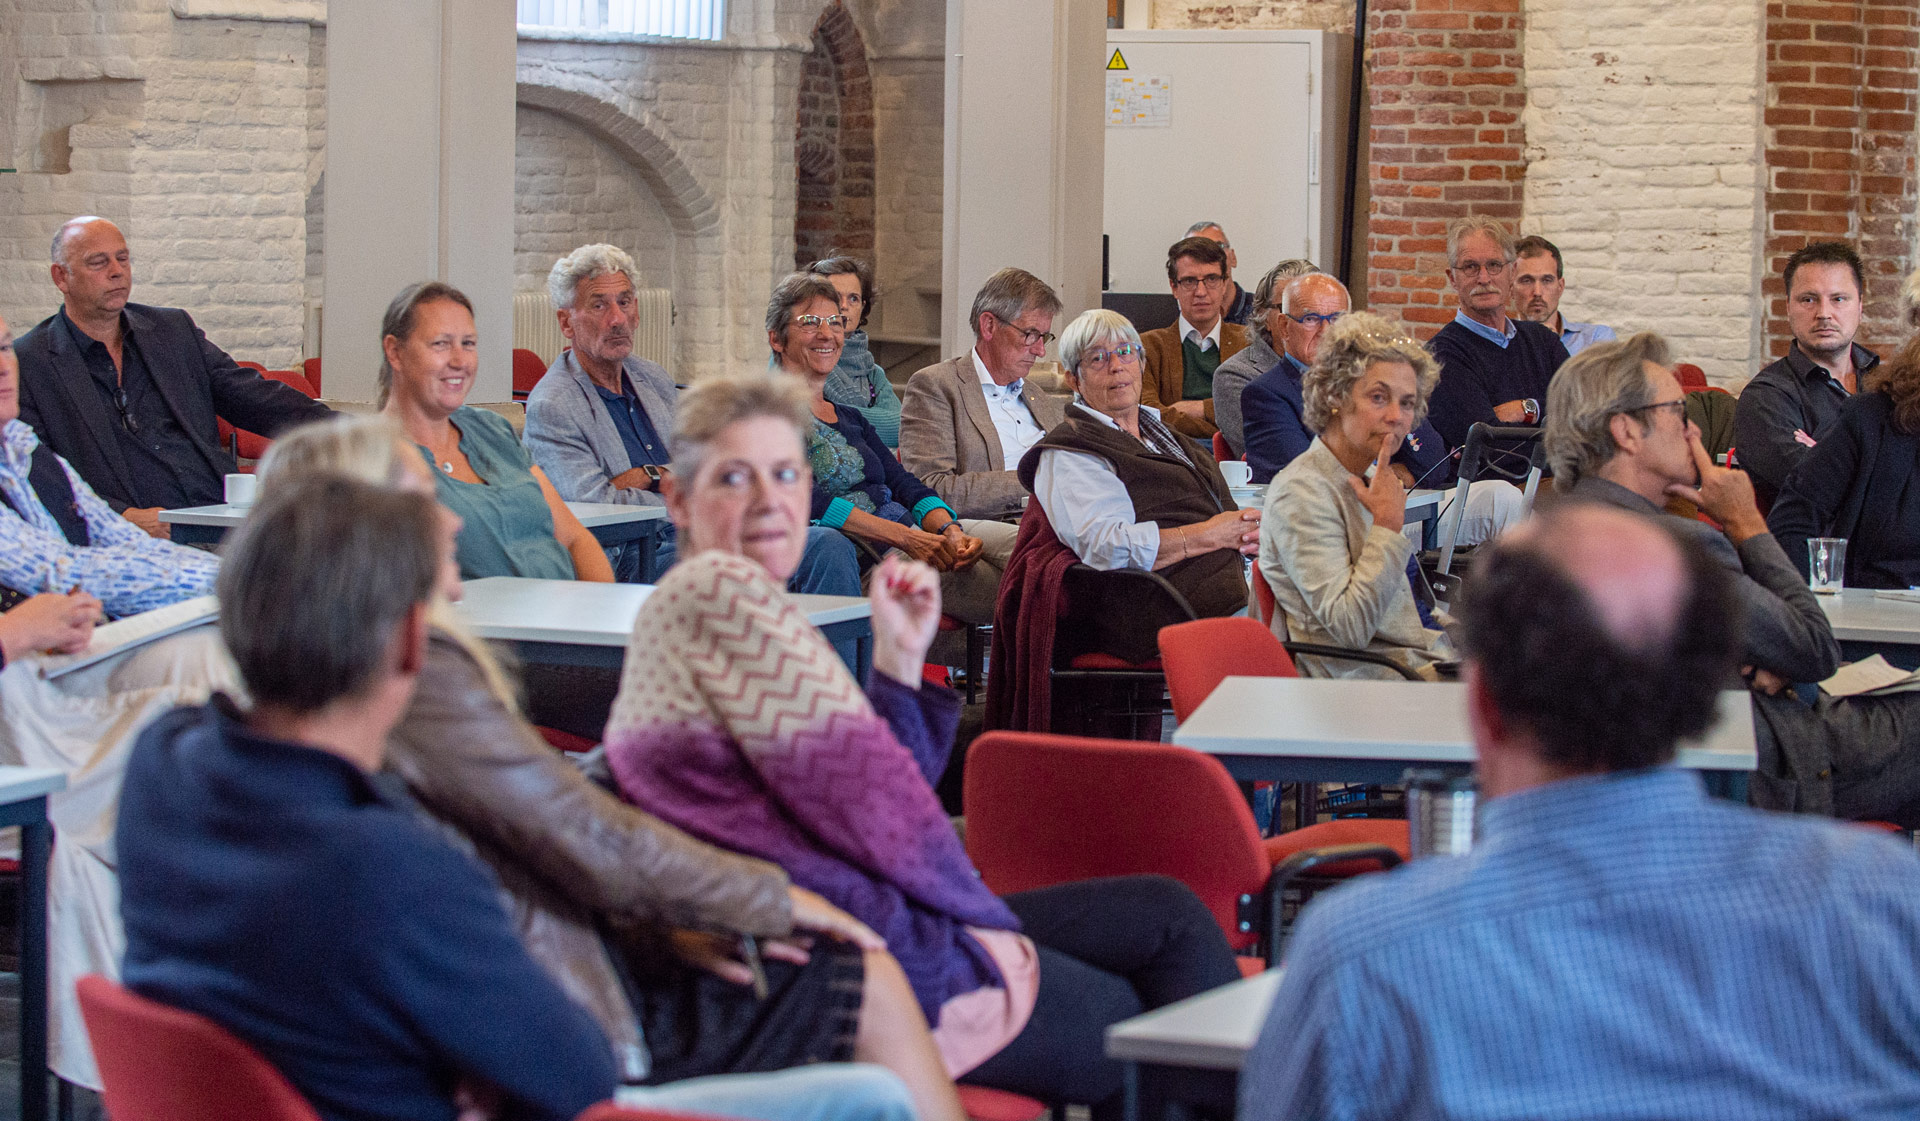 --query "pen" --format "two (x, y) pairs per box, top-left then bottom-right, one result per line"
(739, 934), (769, 1000)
